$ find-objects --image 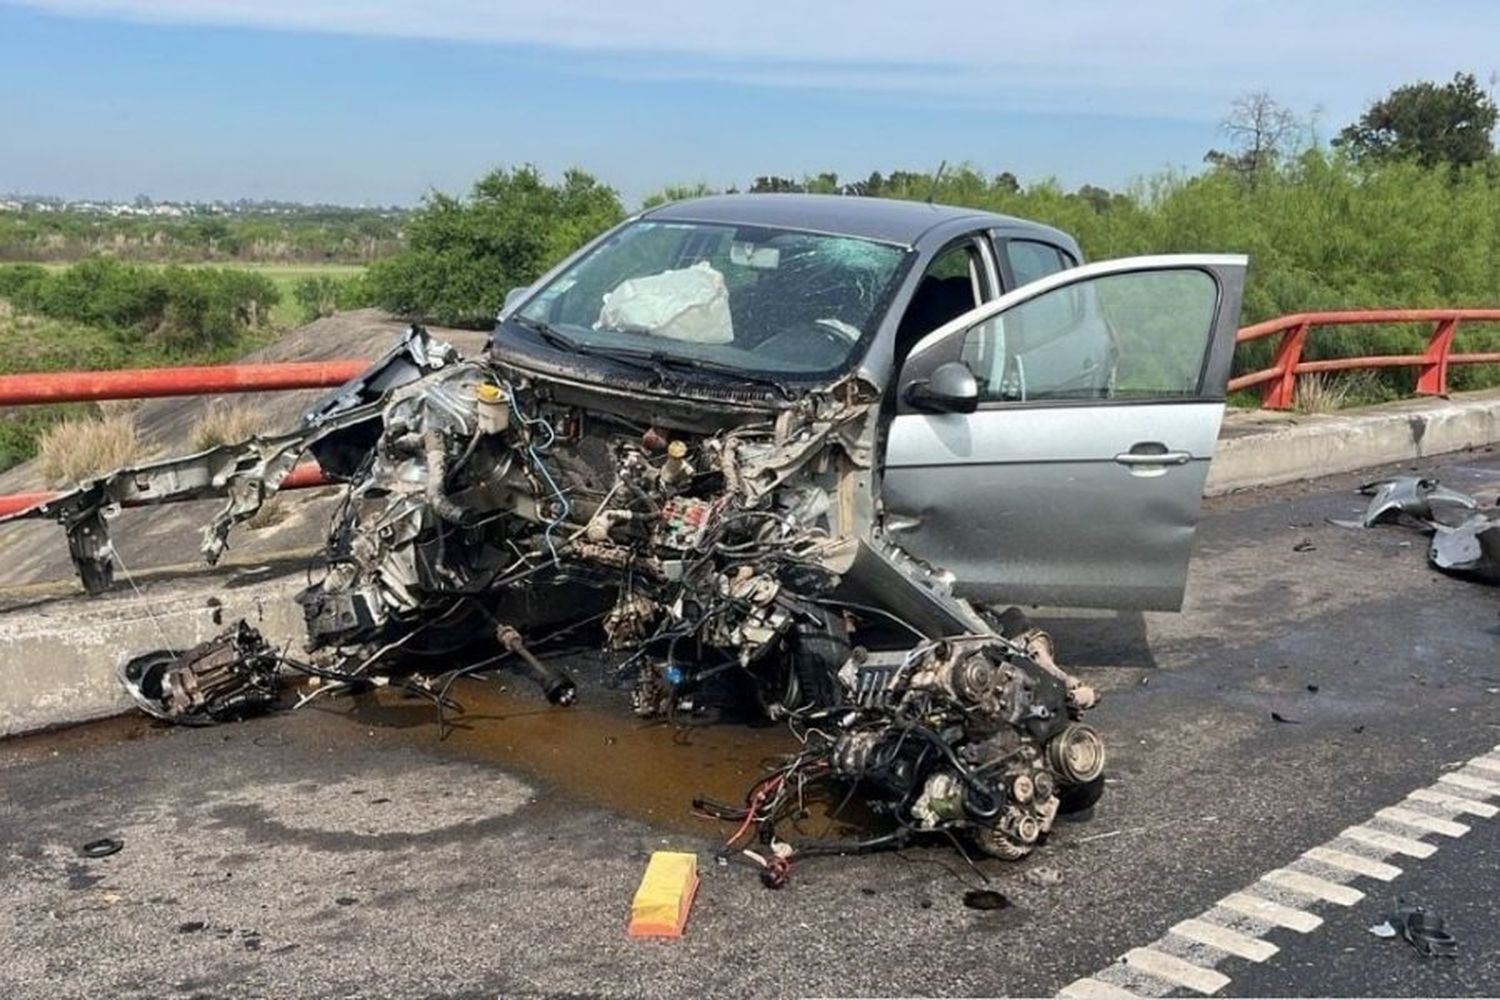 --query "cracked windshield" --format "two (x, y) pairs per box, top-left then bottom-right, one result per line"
(517, 221), (909, 375)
